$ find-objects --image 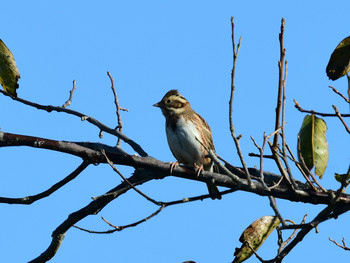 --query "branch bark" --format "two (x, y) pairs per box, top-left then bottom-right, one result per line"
(2, 130), (350, 207)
